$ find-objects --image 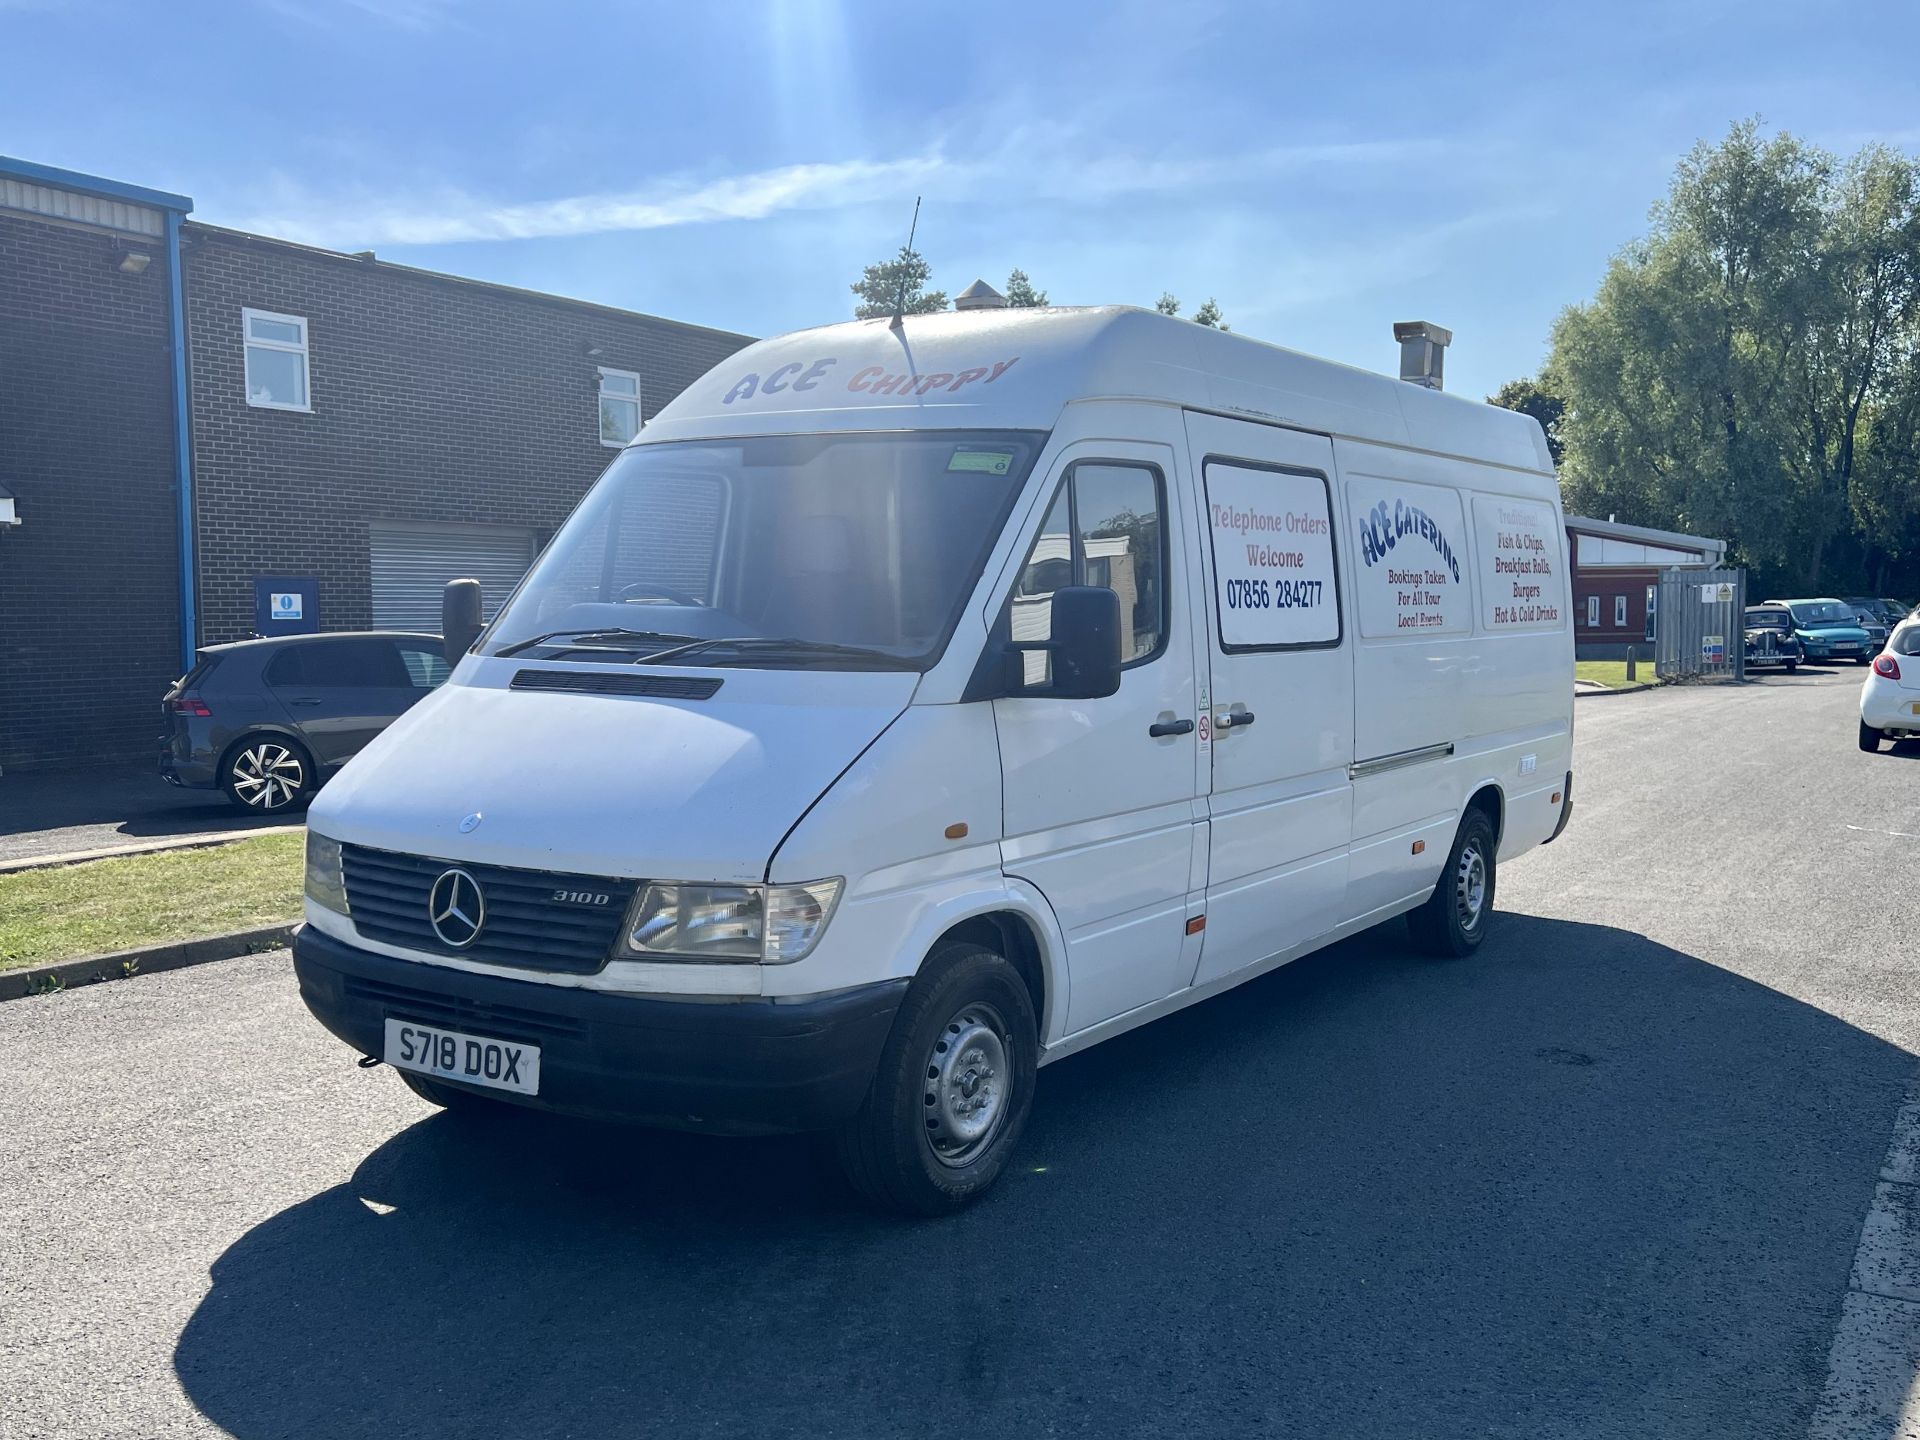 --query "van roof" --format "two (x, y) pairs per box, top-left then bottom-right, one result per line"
(640, 305), (1555, 475)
